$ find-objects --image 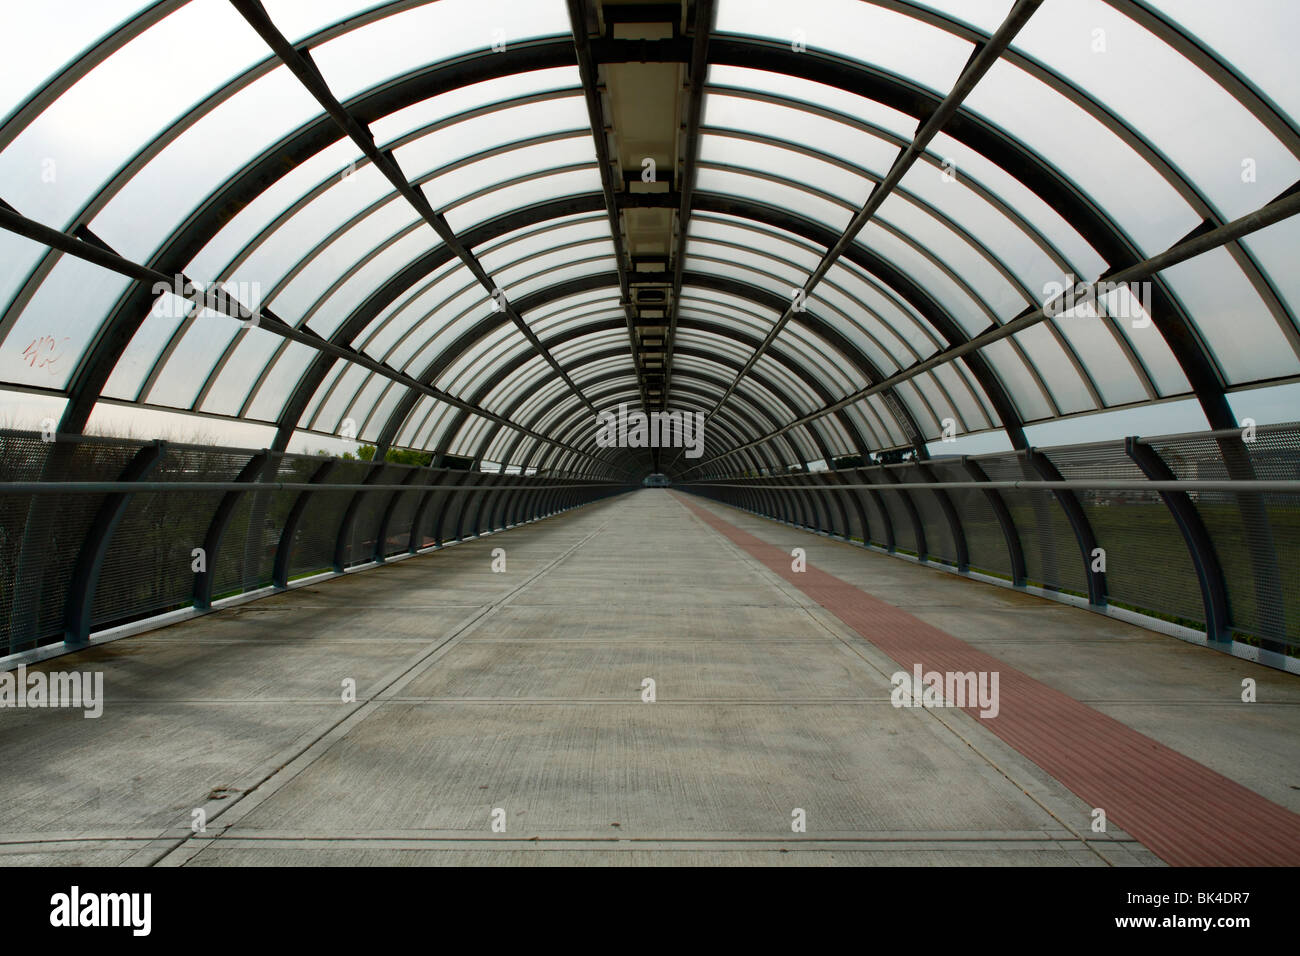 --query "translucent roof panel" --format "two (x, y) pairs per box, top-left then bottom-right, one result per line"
(1, 0), (1299, 478)
(715, 0), (975, 95)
